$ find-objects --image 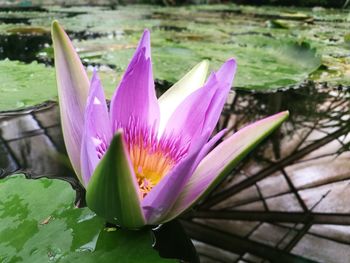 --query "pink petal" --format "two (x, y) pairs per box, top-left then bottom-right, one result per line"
(81, 71), (112, 186)
(110, 29), (159, 133)
(164, 111), (289, 221)
(51, 21), (90, 183)
(162, 59), (236, 146)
